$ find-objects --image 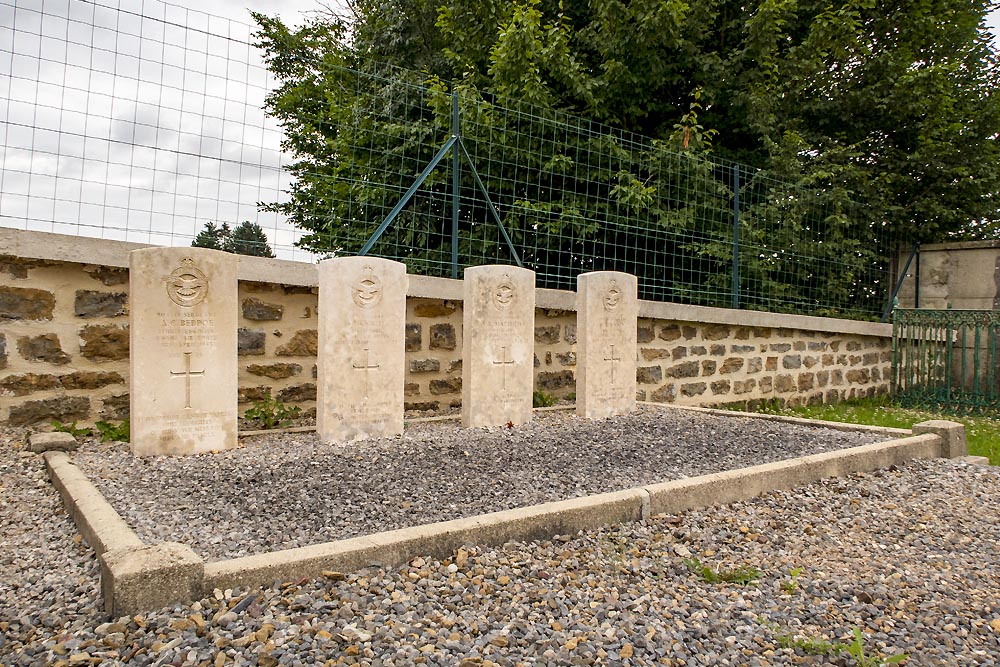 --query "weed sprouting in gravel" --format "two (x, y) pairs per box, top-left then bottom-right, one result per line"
(244, 392), (301, 429)
(762, 620), (909, 666)
(781, 566), (804, 593)
(50, 420), (92, 438)
(94, 418), (129, 443)
(683, 557), (761, 585)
